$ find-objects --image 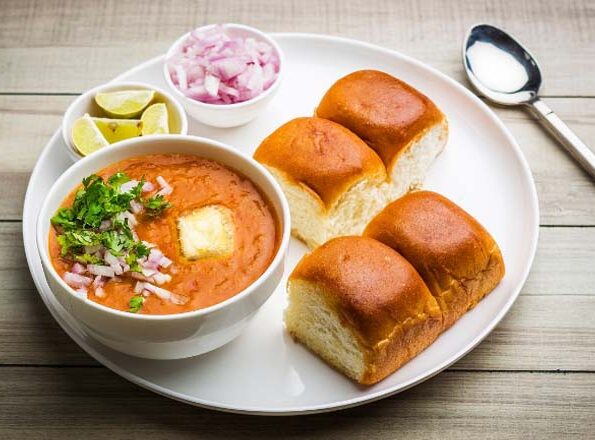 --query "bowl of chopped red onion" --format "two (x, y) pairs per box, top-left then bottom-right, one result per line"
(163, 24), (284, 128)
